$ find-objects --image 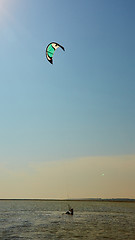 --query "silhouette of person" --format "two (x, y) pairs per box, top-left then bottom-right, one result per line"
(66, 208), (73, 215)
